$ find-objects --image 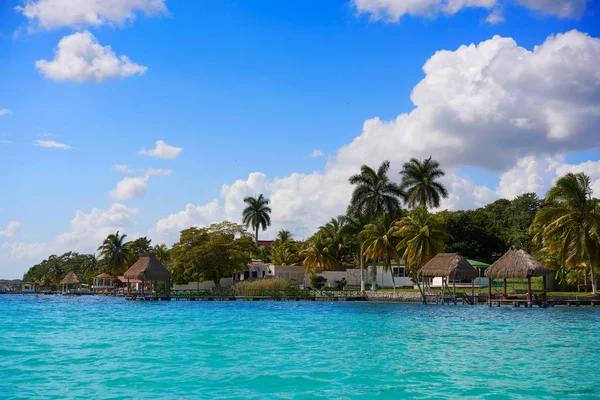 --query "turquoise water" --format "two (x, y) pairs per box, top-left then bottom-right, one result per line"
(1, 296), (599, 399)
